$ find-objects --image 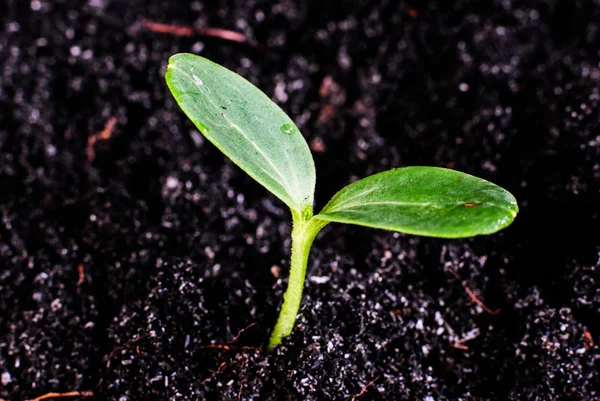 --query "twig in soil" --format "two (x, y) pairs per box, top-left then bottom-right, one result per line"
(141, 19), (246, 44)
(199, 322), (260, 353)
(443, 268), (500, 315)
(198, 27), (246, 44)
(87, 116), (118, 162)
(237, 379), (246, 401)
(24, 391), (93, 401)
(199, 343), (260, 354)
(351, 375), (380, 401)
(463, 285), (501, 315)
(141, 19), (193, 36)
(200, 361), (227, 385)
(230, 322), (257, 343)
